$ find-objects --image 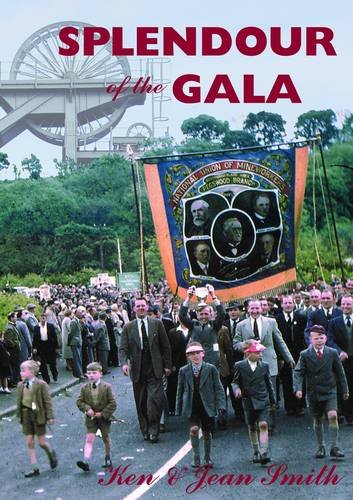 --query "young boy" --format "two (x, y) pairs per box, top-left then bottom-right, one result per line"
(294, 324), (349, 458)
(17, 360), (57, 477)
(76, 362), (117, 471)
(176, 341), (226, 468)
(232, 339), (275, 465)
